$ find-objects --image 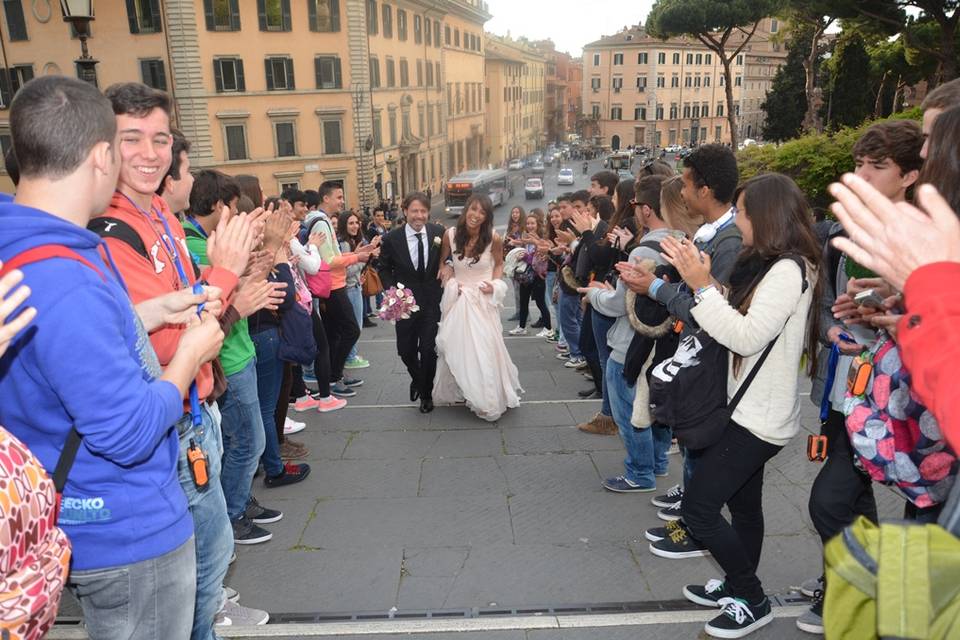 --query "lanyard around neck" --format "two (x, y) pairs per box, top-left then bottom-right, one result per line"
(185, 216), (209, 240)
